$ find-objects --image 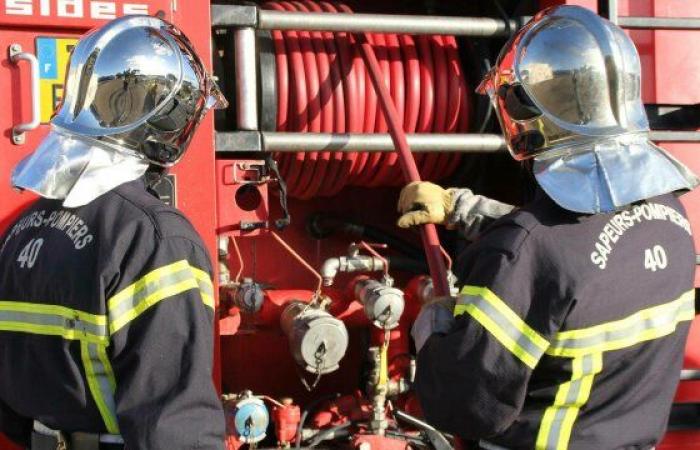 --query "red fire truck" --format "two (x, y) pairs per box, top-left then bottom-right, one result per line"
(1, 0), (699, 448)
